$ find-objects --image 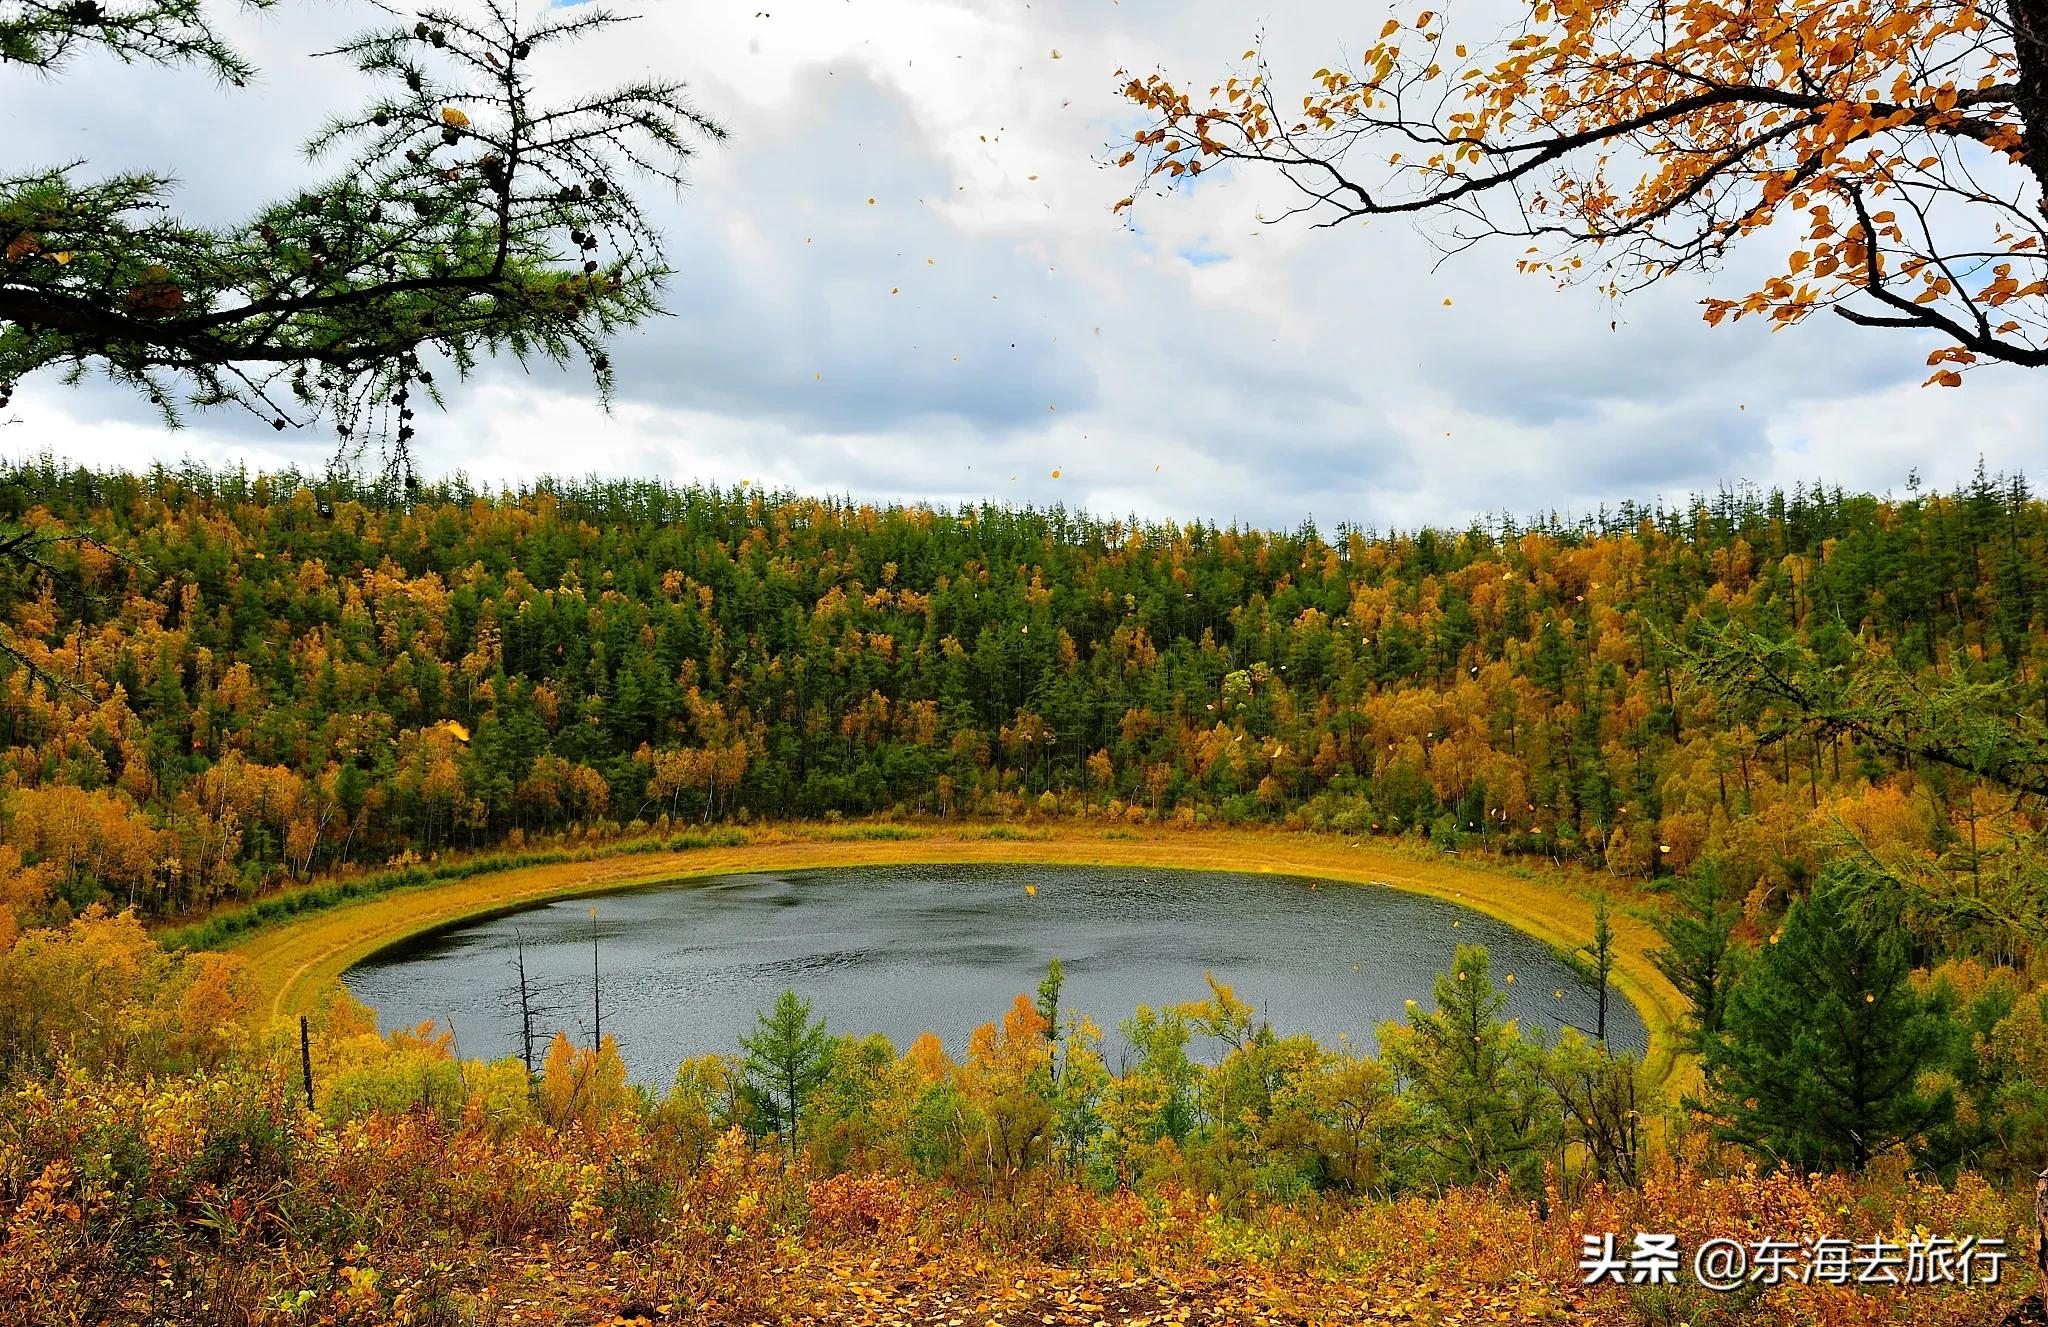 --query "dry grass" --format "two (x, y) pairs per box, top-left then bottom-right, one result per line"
(230, 824), (1691, 1086)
